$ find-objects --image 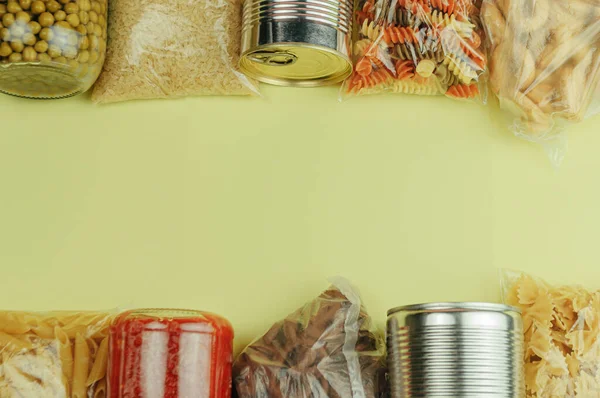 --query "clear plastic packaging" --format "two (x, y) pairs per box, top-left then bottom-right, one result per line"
(0, 0), (108, 99)
(0, 311), (113, 397)
(501, 270), (600, 397)
(341, 0), (487, 100)
(234, 277), (386, 398)
(483, 0), (600, 160)
(108, 309), (234, 398)
(91, 0), (258, 104)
